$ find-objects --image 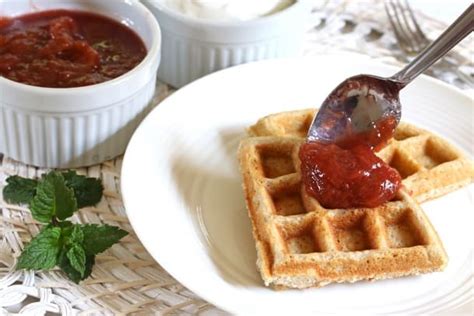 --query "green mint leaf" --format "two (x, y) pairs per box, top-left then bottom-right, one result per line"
(62, 171), (103, 208)
(66, 244), (86, 277)
(58, 249), (95, 283)
(70, 225), (84, 244)
(61, 223), (84, 246)
(30, 172), (77, 223)
(80, 224), (128, 255)
(17, 227), (61, 270)
(3, 176), (38, 205)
